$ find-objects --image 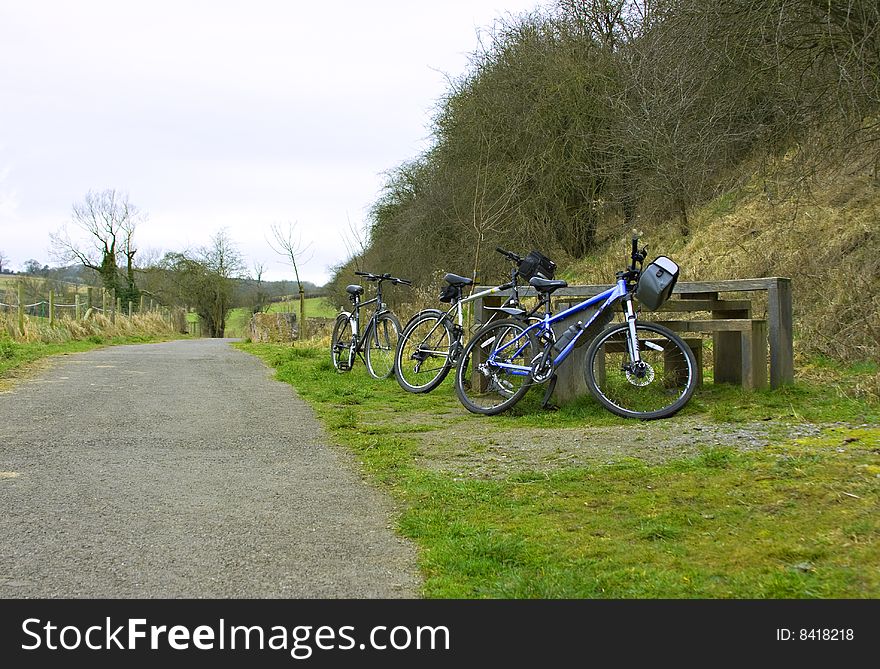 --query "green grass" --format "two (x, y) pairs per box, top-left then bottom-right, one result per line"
(237, 342), (880, 598)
